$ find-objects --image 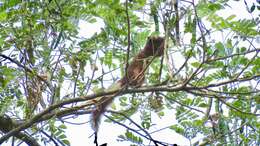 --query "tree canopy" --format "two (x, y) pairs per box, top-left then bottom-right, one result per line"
(0, 0), (259, 146)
